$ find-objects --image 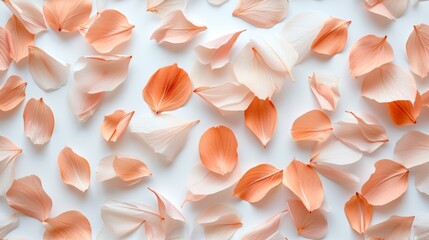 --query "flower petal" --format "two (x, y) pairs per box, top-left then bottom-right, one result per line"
(311, 134), (363, 166)
(0, 27), (11, 71)
(43, 0), (92, 32)
(0, 214), (18, 238)
(309, 72), (340, 111)
(5, 15), (34, 63)
(6, 175), (52, 221)
(3, 0), (46, 34)
(414, 215), (429, 240)
(57, 147), (91, 192)
(365, 0), (408, 20)
(394, 131), (429, 168)
(406, 24), (429, 78)
(197, 205), (242, 240)
(0, 75), (27, 112)
(244, 97), (277, 147)
(344, 192), (373, 234)
(311, 17), (351, 56)
(347, 111), (389, 143)
(365, 215), (414, 240)
(147, 0), (186, 17)
(113, 156), (151, 183)
(43, 211), (91, 240)
(143, 63), (192, 114)
(334, 121), (385, 154)
(415, 163), (429, 196)
(0, 135), (22, 196)
(232, 0), (289, 28)
(23, 98), (55, 145)
(291, 110), (332, 142)
(240, 212), (284, 240)
(68, 83), (104, 122)
(287, 199), (328, 239)
(387, 92), (422, 126)
(101, 110), (134, 142)
(309, 162), (360, 185)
